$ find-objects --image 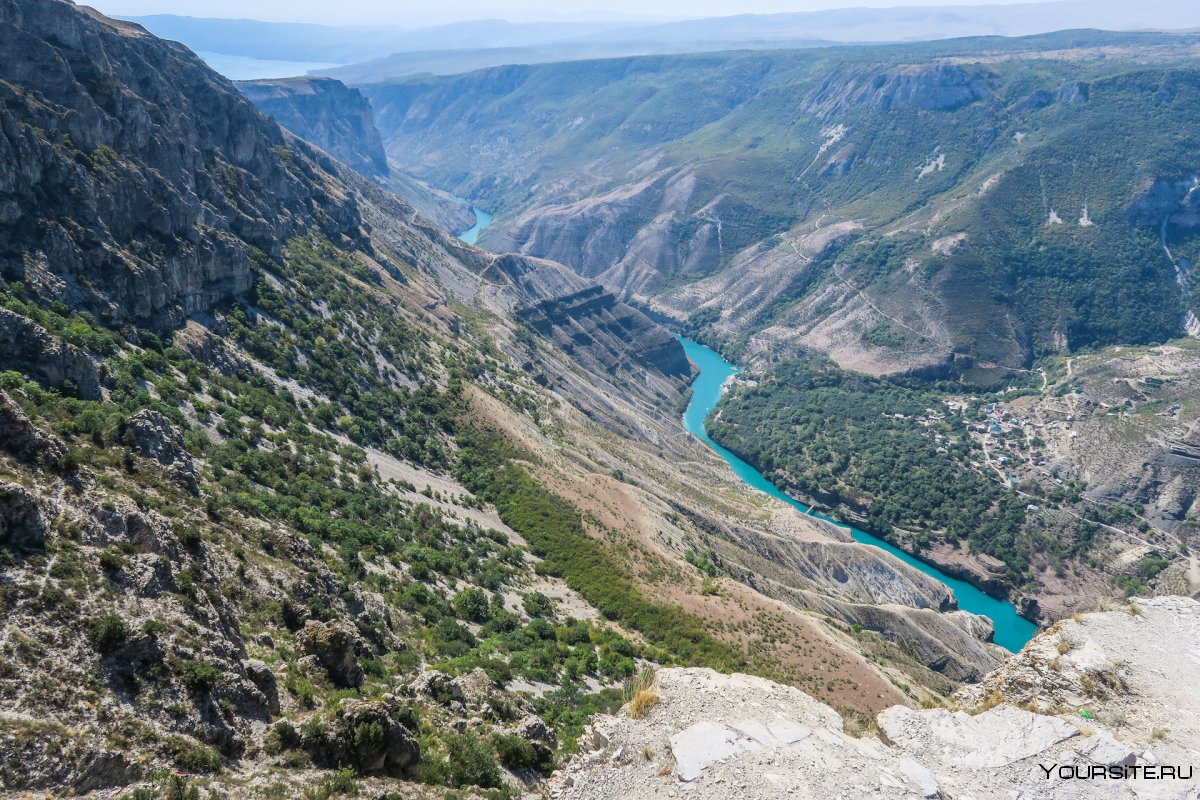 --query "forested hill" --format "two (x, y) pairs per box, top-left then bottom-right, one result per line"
(365, 30), (1200, 382)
